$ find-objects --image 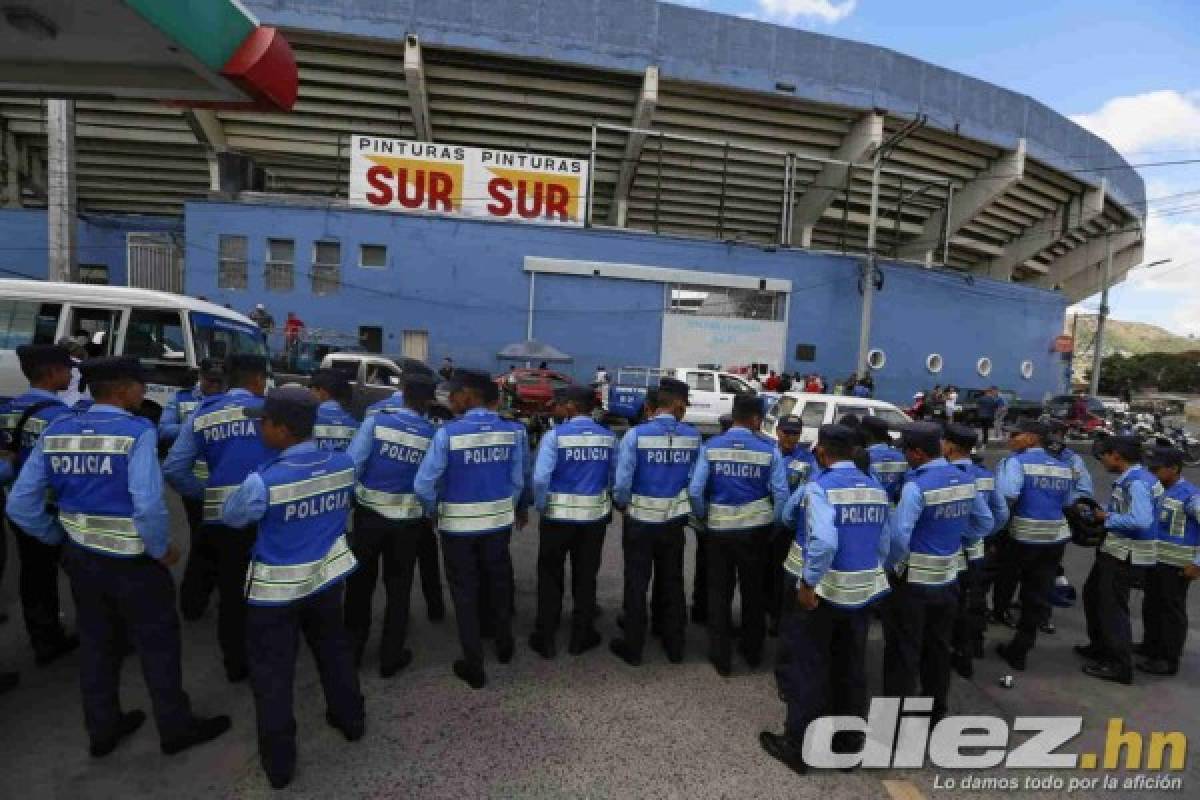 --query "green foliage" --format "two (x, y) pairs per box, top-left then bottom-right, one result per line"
(1092, 351), (1200, 394)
